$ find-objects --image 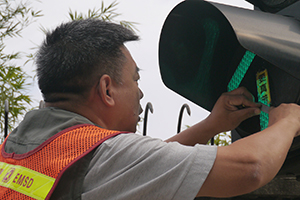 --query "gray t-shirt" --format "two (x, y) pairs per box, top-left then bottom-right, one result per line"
(4, 107), (217, 200)
(83, 134), (217, 200)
